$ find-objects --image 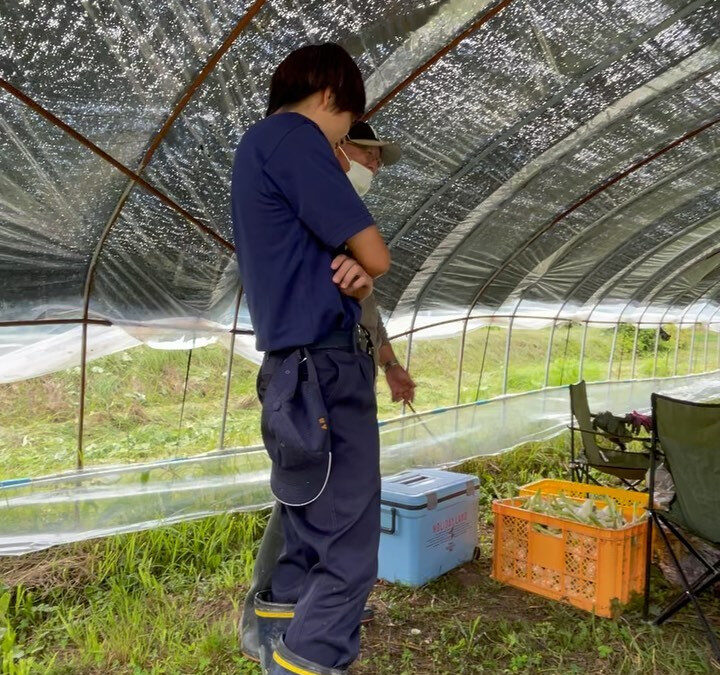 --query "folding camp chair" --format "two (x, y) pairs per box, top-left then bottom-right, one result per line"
(643, 394), (720, 662)
(568, 381), (650, 489)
